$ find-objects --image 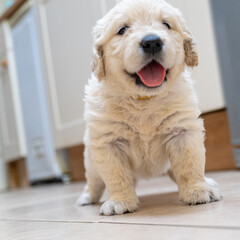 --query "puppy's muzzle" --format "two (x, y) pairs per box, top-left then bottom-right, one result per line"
(141, 35), (163, 54)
